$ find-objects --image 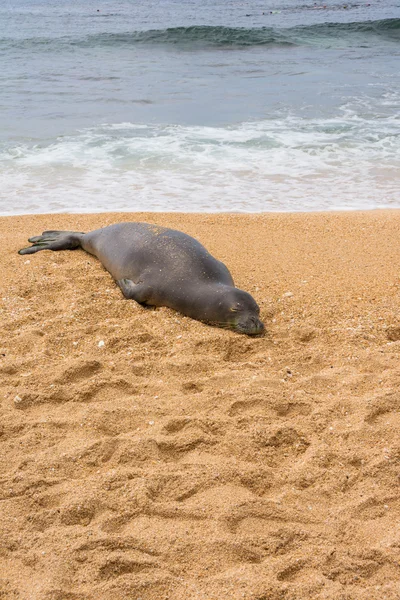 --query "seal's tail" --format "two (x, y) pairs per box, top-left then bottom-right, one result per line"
(18, 230), (85, 255)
